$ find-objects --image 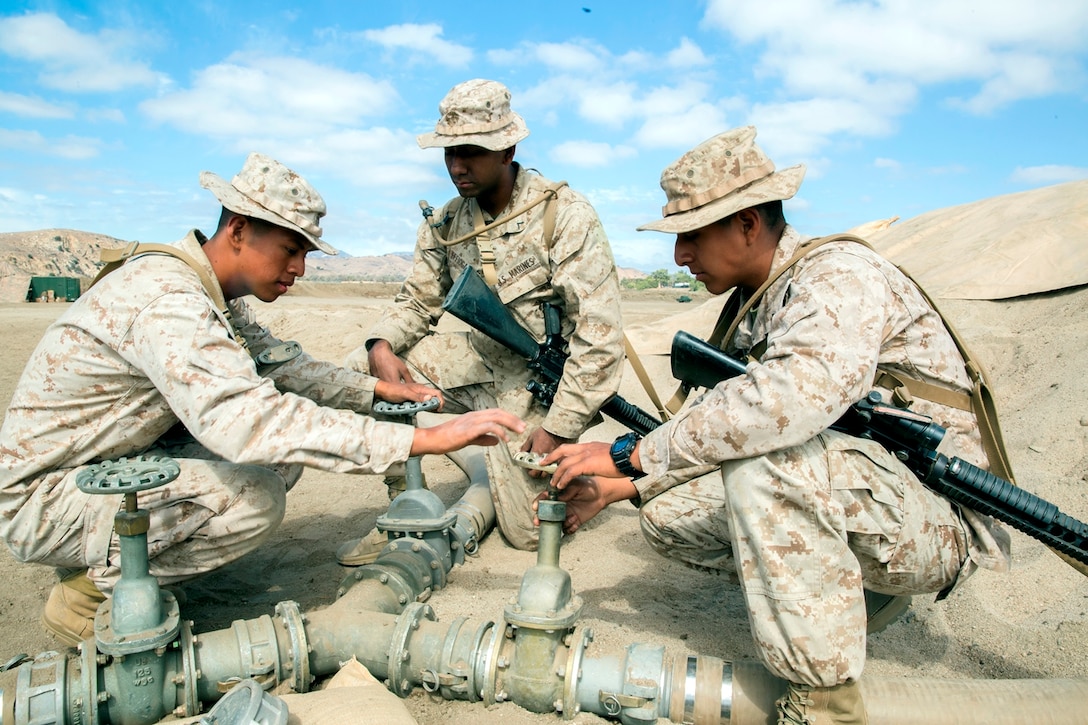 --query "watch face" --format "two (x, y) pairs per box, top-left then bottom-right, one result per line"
(610, 432), (643, 479)
(611, 433), (634, 456)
